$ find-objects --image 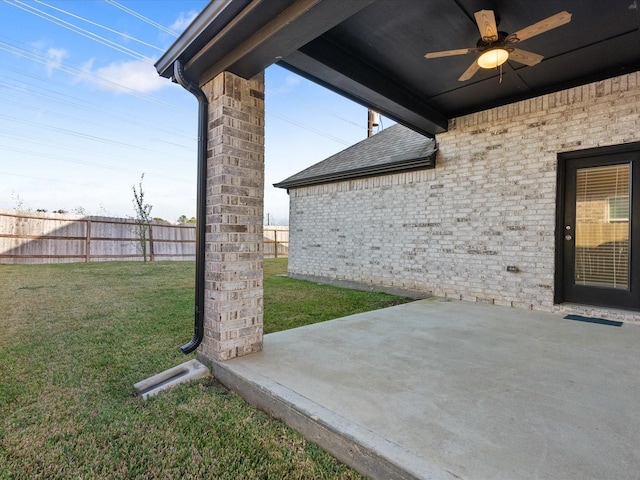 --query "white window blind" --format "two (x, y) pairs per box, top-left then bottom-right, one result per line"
(574, 164), (630, 289)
